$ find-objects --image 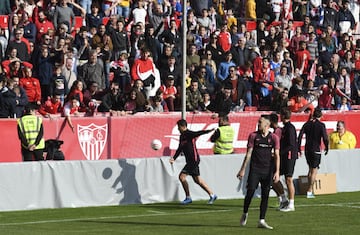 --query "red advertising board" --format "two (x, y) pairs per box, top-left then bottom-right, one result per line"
(1, 111), (359, 162)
